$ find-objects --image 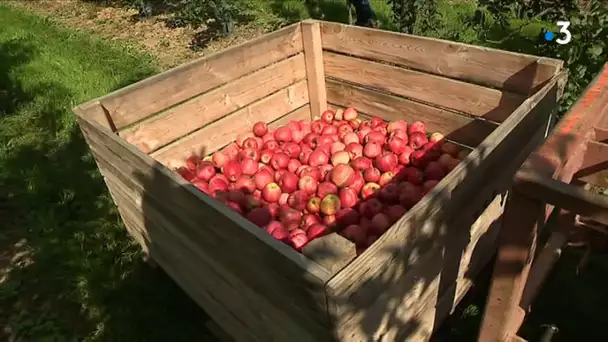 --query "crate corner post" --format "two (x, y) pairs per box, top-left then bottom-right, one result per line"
(301, 19), (327, 119)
